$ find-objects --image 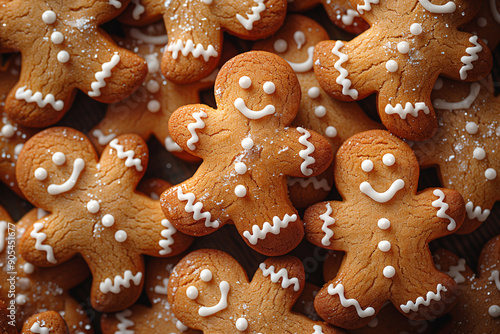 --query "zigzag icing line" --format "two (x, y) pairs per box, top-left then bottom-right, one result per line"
(243, 214), (297, 245)
(236, 0), (266, 30)
(15, 86), (64, 111)
(109, 138), (143, 171)
(88, 52), (121, 97)
(131, 0), (145, 20)
(400, 284), (447, 313)
(186, 111), (207, 150)
(287, 176), (331, 191)
(384, 102), (430, 119)
(332, 41), (358, 99)
(115, 309), (134, 334)
(159, 219), (176, 255)
(445, 258), (466, 283)
(30, 323), (49, 334)
(319, 203), (335, 246)
(259, 262), (300, 291)
(92, 129), (116, 146)
(357, 0), (379, 14)
(154, 278), (169, 295)
(167, 39), (218, 62)
(177, 187), (219, 228)
(341, 9), (360, 25)
(99, 270), (143, 294)
(30, 222), (57, 264)
(465, 201), (490, 222)
(432, 189), (457, 231)
(459, 36), (482, 80)
(328, 283), (375, 318)
(297, 127), (316, 176)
